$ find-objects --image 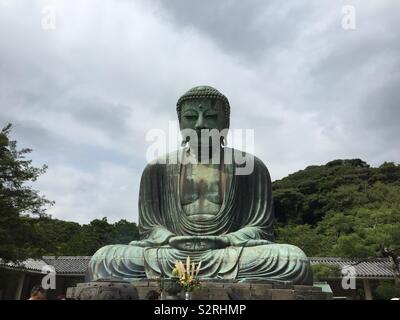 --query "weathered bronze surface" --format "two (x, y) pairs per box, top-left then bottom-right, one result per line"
(88, 86), (313, 285)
